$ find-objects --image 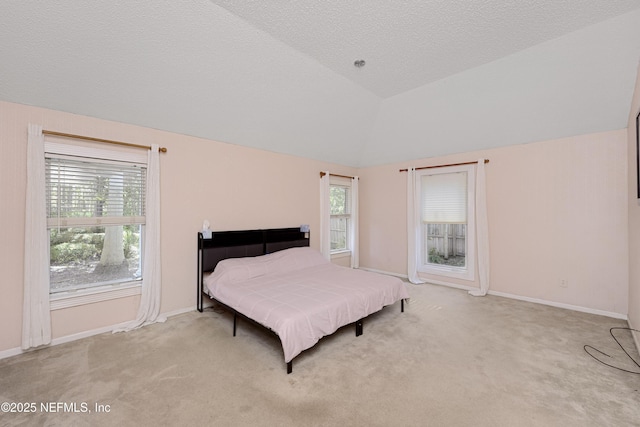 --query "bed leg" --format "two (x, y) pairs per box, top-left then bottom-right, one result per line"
(287, 361), (293, 374)
(355, 319), (363, 336)
(401, 299), (404, 313)
(233, 314), (237, 337)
